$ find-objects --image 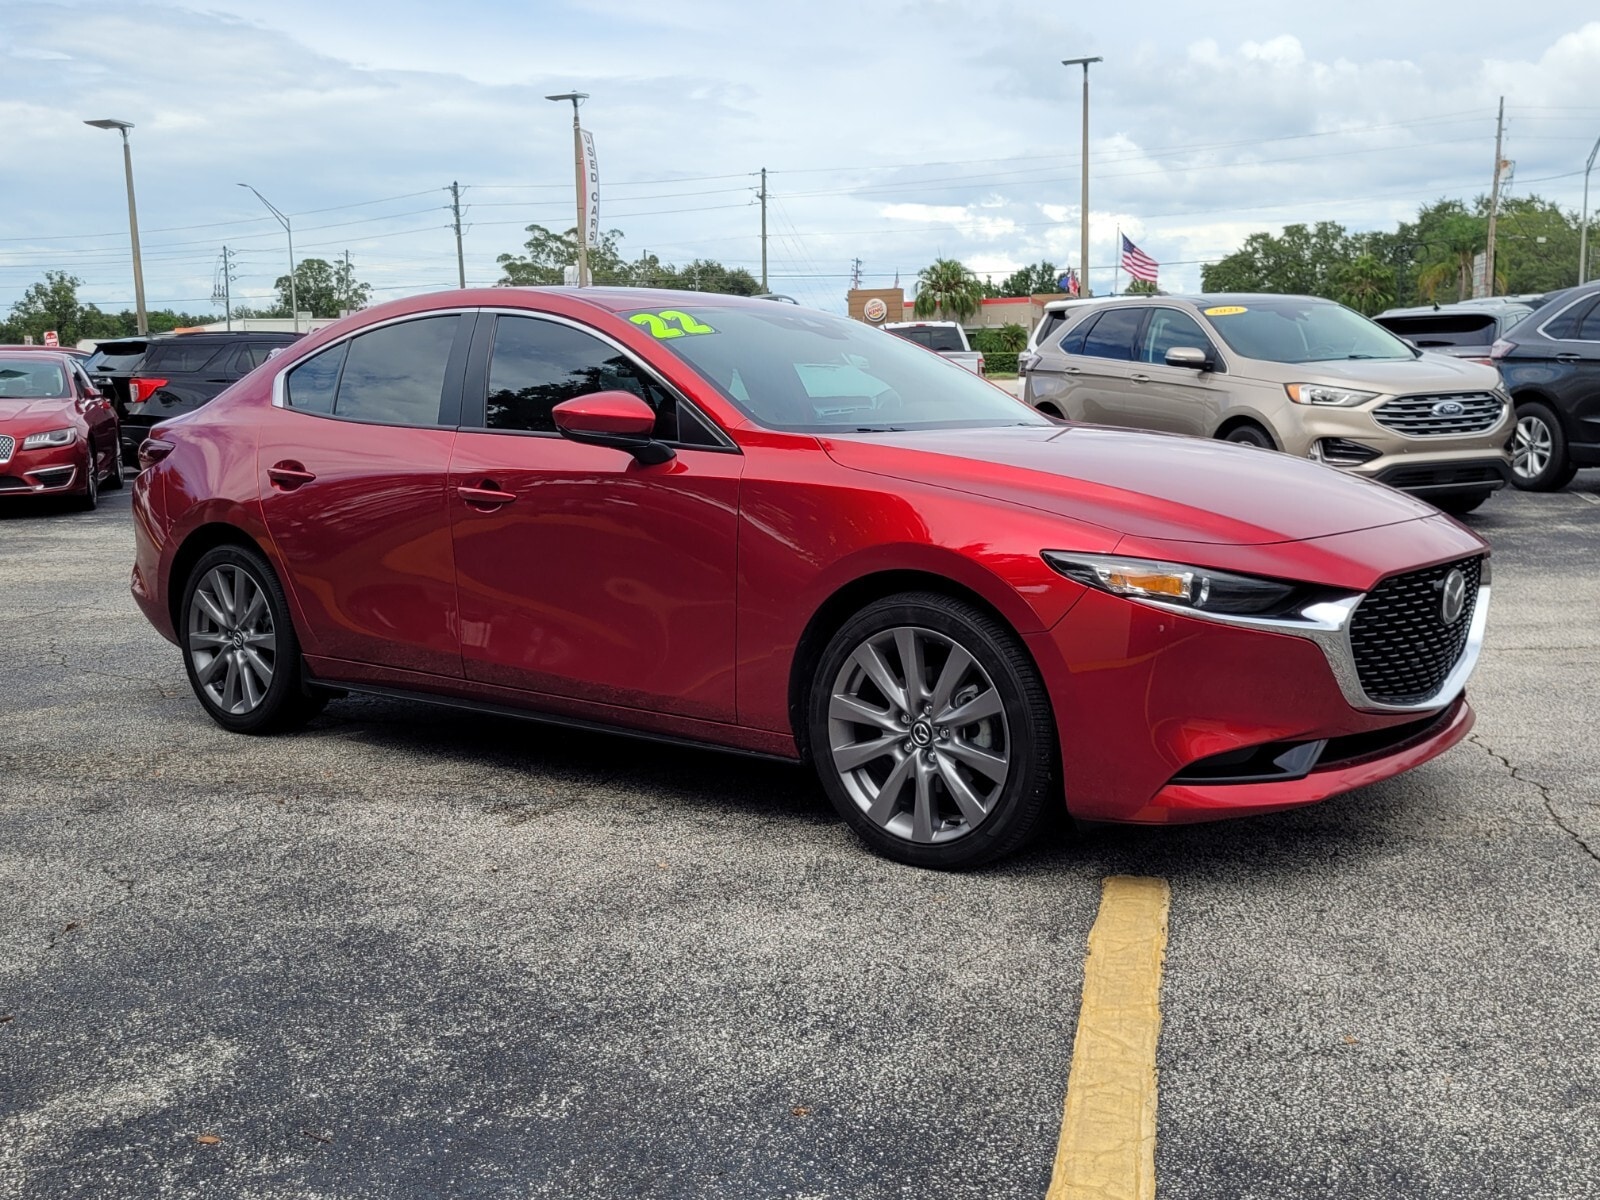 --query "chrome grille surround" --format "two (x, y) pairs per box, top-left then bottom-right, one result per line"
(0, 435), (13, 465)
(1374, 392), (1505, 437)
